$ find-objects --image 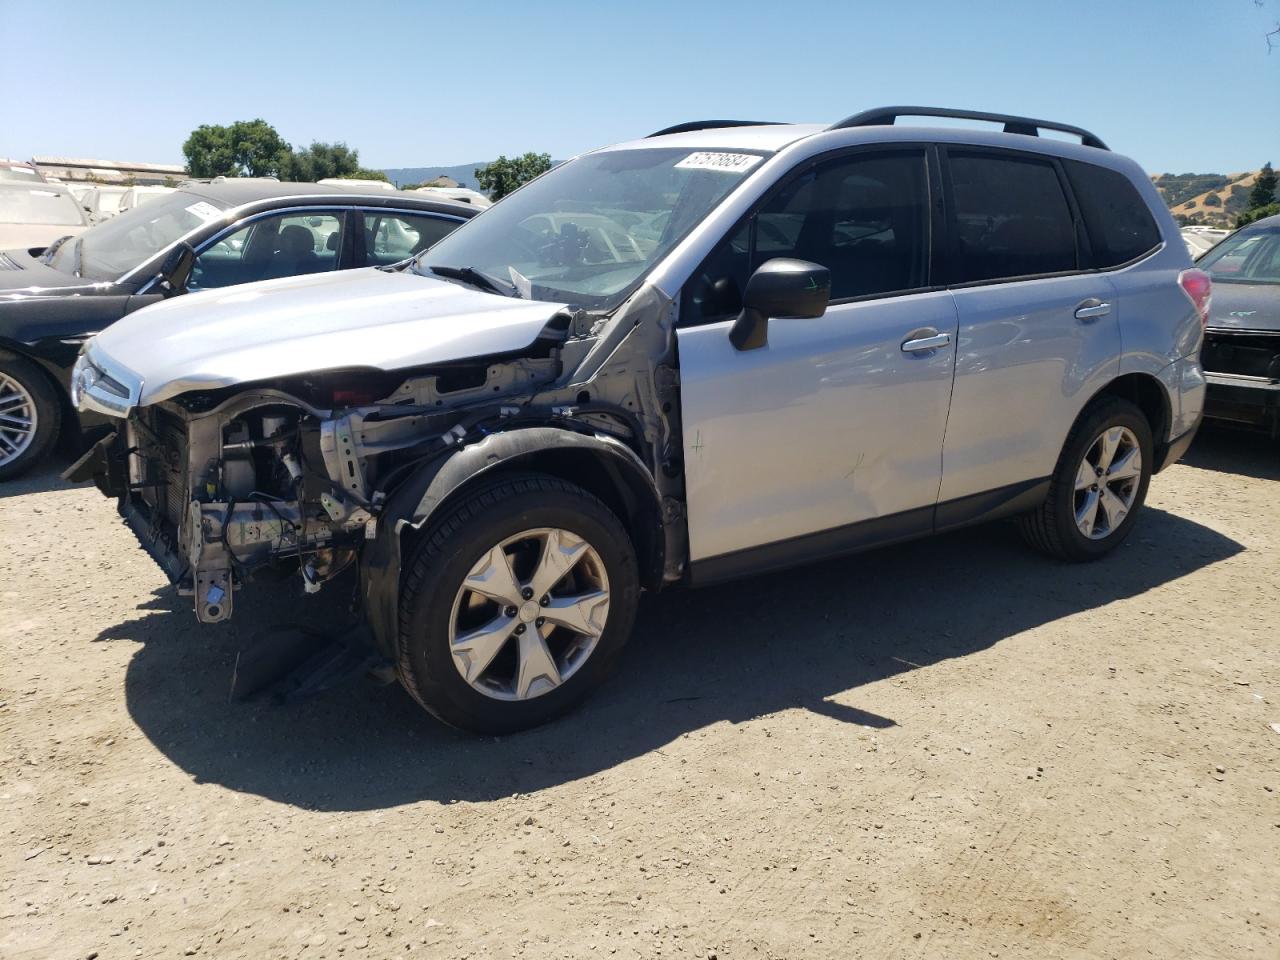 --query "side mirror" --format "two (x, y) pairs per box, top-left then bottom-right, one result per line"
(154, 241), (196, 295)
(729, 258), (830, 351)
